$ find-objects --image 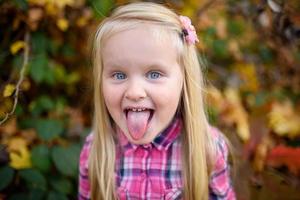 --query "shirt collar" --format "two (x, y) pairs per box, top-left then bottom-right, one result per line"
(117, 117), (182, 154)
